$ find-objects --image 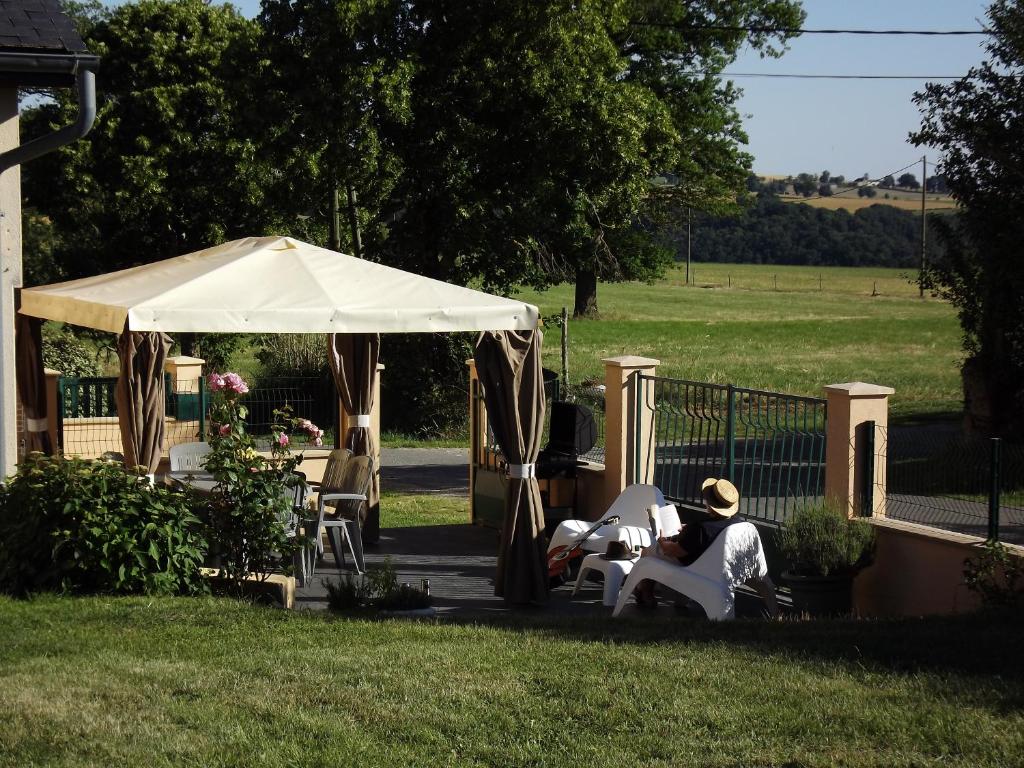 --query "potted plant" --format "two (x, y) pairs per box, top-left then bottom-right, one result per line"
(779, 501), (875, 616)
